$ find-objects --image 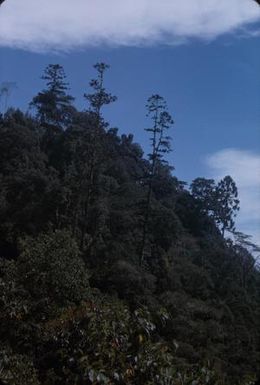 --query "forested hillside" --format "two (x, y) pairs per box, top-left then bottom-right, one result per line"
(0, 63), (259, 385)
